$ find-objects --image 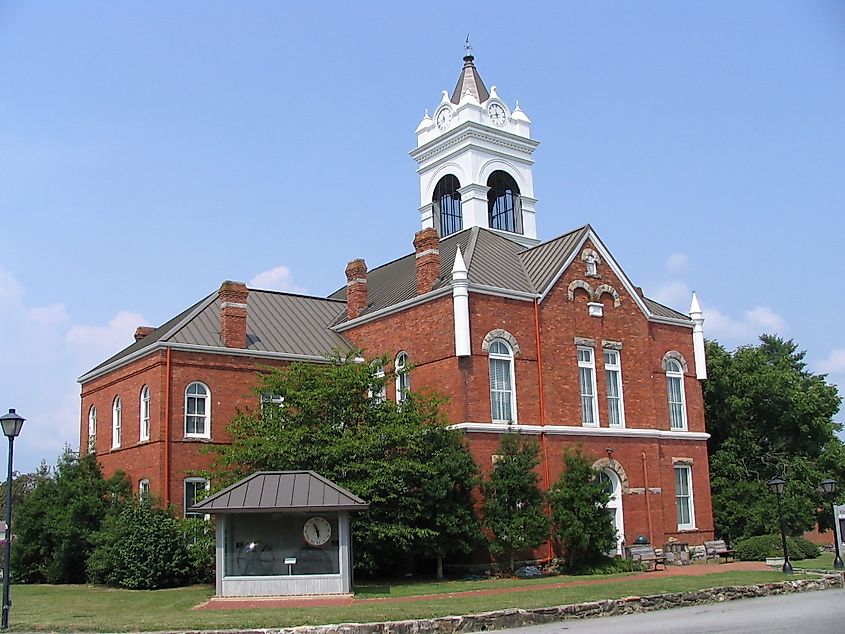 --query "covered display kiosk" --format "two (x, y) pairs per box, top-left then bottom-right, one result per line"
(189, 471), (368, 597)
